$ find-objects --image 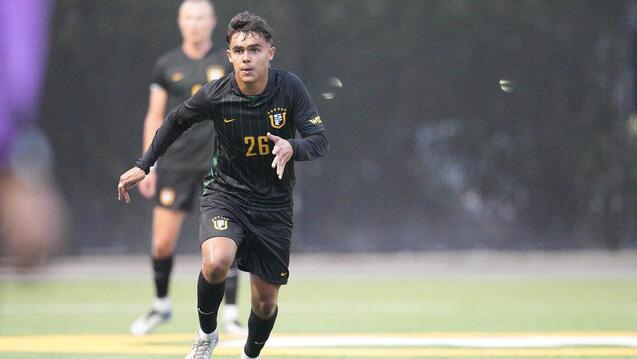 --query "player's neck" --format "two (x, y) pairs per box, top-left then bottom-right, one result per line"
(181, 40), (213, 60)
(236, 73), (268, 96)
